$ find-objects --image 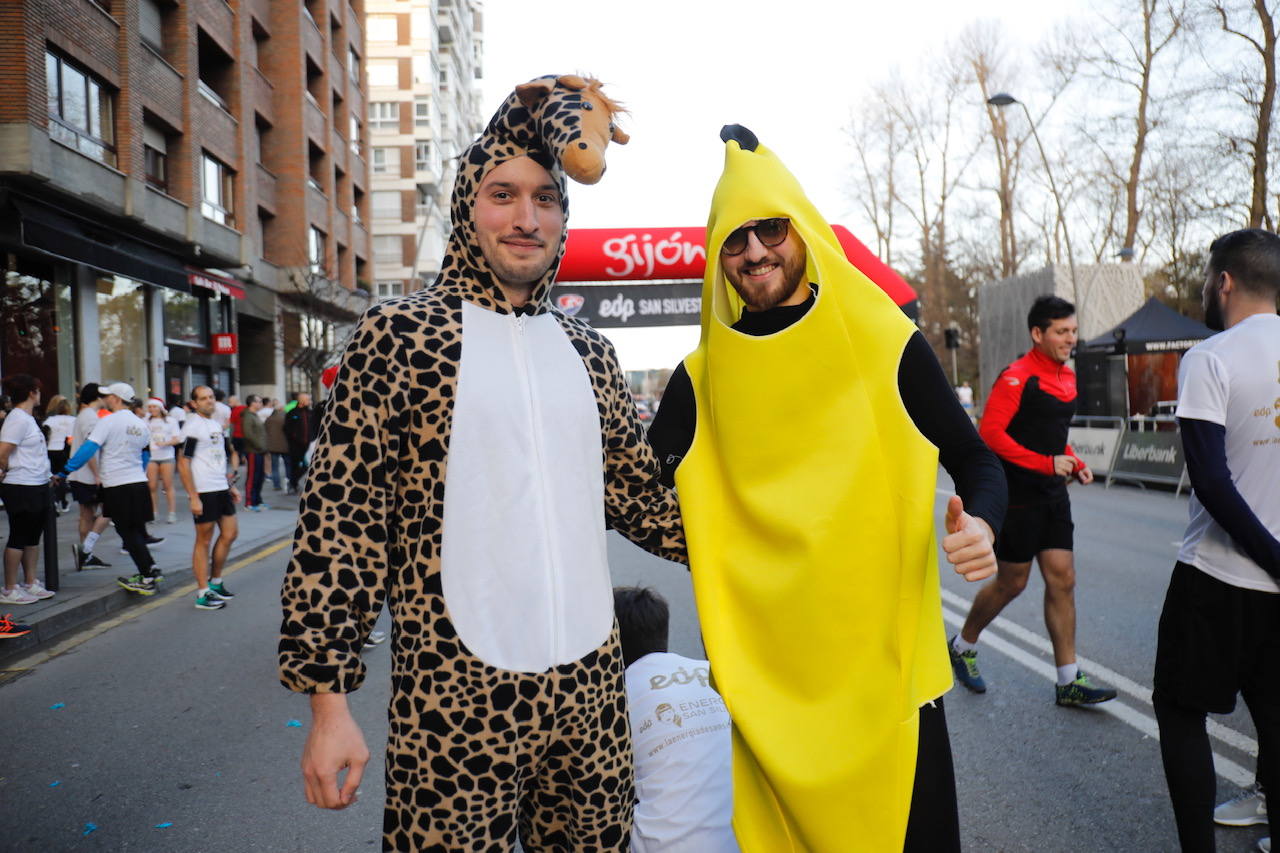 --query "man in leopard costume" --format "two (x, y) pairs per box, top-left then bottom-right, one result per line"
(279, 75), (686, 852)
